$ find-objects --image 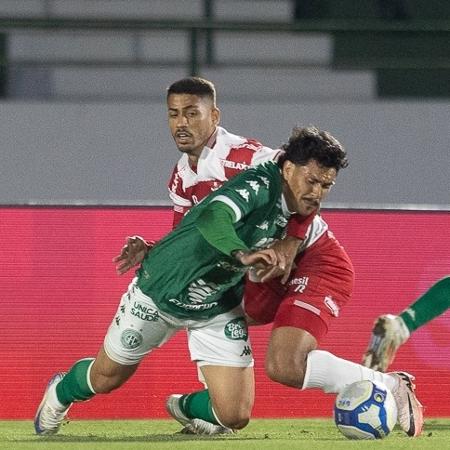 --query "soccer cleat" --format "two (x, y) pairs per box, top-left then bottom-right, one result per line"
(363, 314), (410, 372)
(34, 372), (72, 435)
(166, 394), (233, 435)
(184, 418), (234, 435)
(166, 394), (191, 427)
(389, 372), (424, 437)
